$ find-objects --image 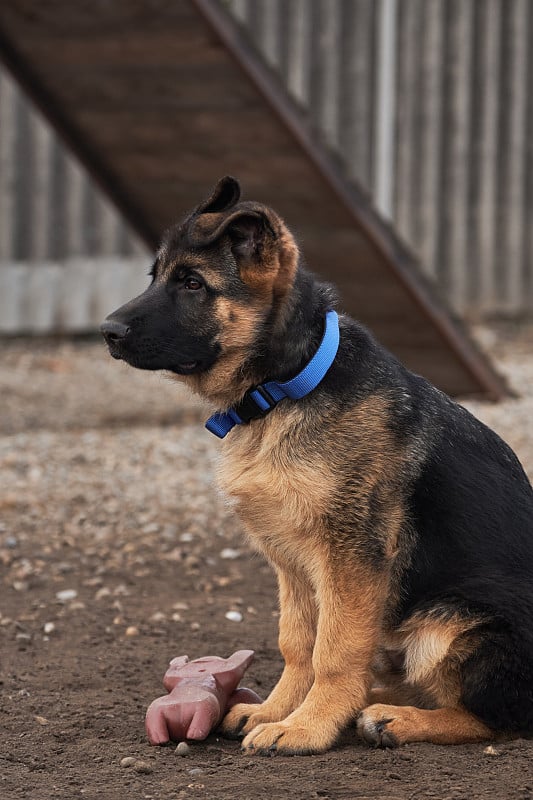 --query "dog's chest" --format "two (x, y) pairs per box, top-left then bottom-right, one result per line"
(217, 421), (332, 566)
